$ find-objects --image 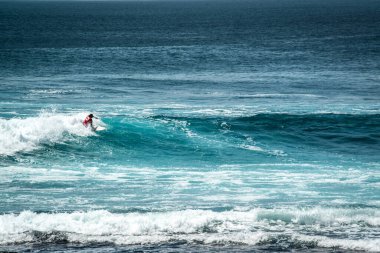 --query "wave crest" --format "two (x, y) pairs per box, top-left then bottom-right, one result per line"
(0, 113), (97, 156)
(1, 207), (379, 251)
